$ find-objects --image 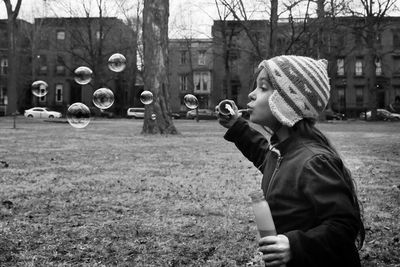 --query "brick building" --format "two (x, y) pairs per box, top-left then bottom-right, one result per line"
(0, 19), (33, 115)
(168, 38), (213, 113)
(32, 17), (137, 116)
(211, 20), (269, 110)
(327, 17), (400, 117)
(211, 17), (400, 117)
